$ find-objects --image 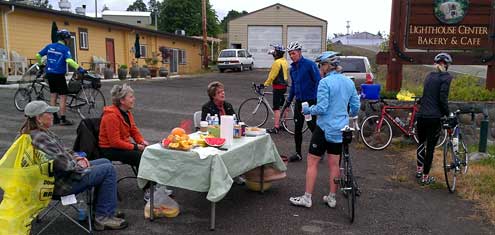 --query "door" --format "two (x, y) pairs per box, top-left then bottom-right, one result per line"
(287, 27), (322, 62)
(247, 26), (282, 68)
(105, 38), (116, 72)
(68, 32), (77, 72)
(170, 49), (178, 74)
